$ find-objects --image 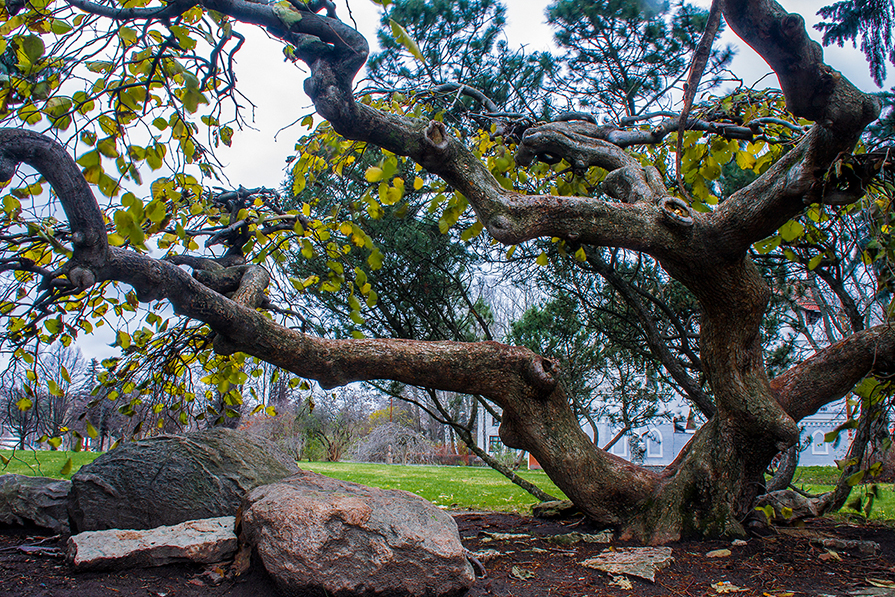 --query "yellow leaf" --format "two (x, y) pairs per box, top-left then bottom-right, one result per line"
(365, 166), (384, 183)
(536, 252), (548, 266)
(389, 19), (425, 63)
